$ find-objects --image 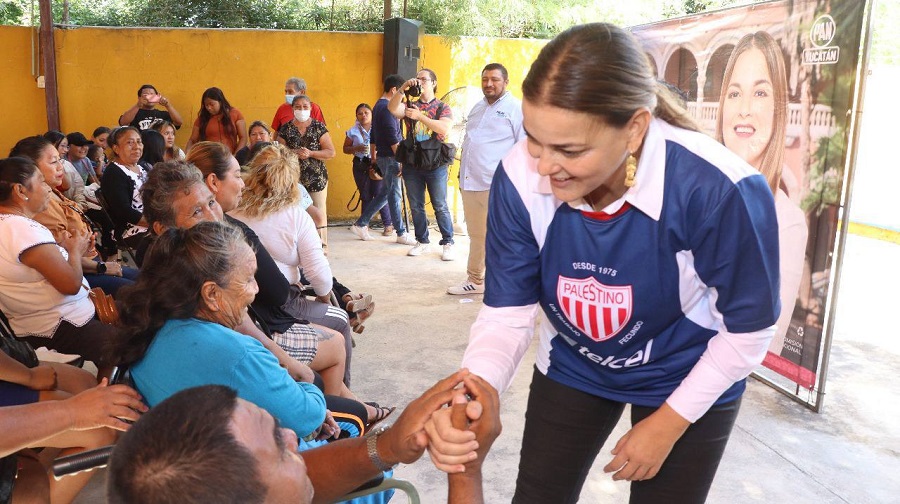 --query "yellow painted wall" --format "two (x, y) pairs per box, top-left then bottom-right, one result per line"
(0, 26), (50, 155)
(0, 25), (546, 219)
